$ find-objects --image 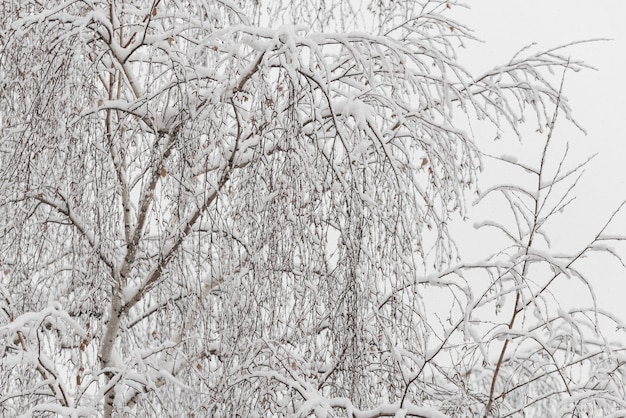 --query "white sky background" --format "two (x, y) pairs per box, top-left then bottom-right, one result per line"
(449, 1), (626, 321)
